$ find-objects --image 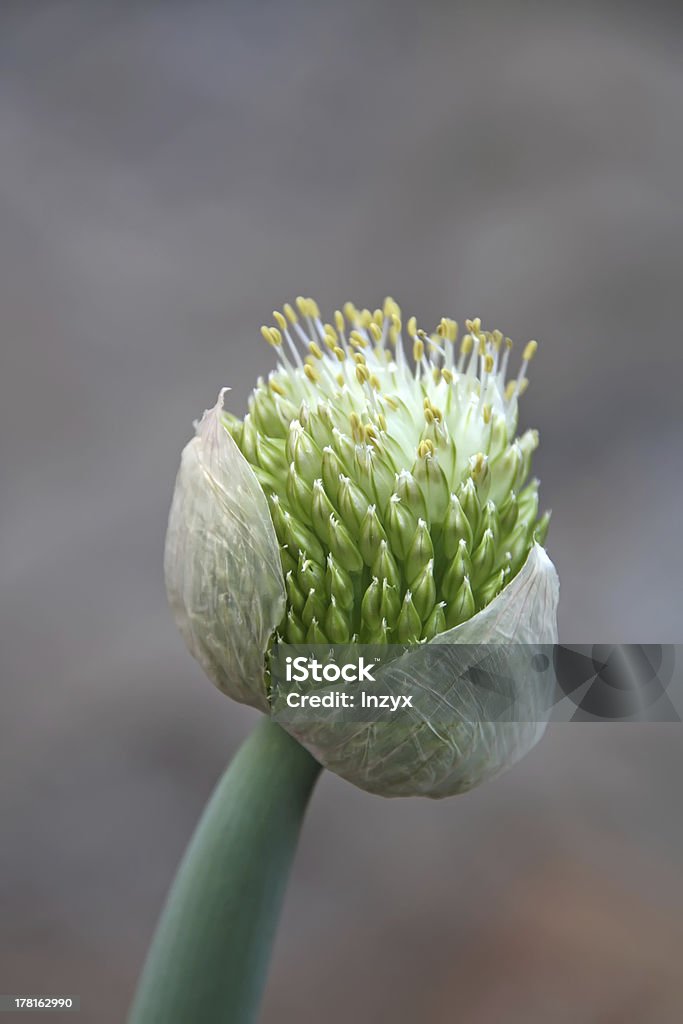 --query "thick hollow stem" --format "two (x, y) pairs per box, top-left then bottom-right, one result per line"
(128, 716), (321, 1024)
